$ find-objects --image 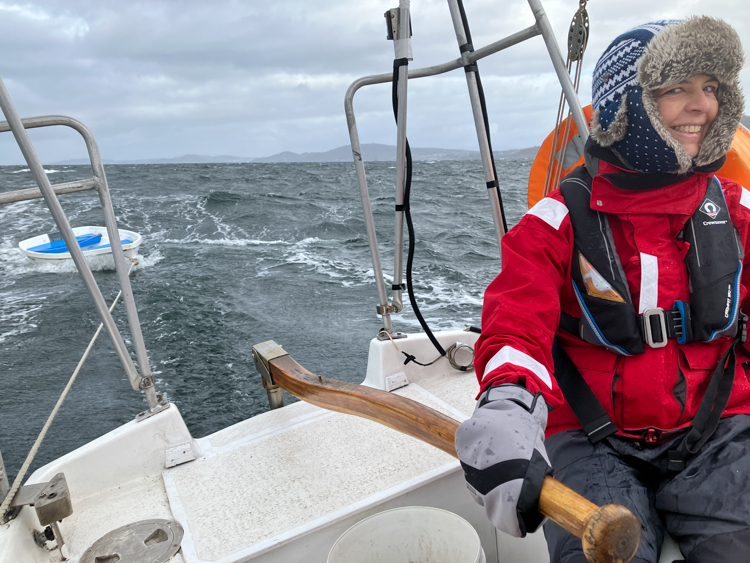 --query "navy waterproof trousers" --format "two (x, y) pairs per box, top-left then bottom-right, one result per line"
(543, 415), (750, 563)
